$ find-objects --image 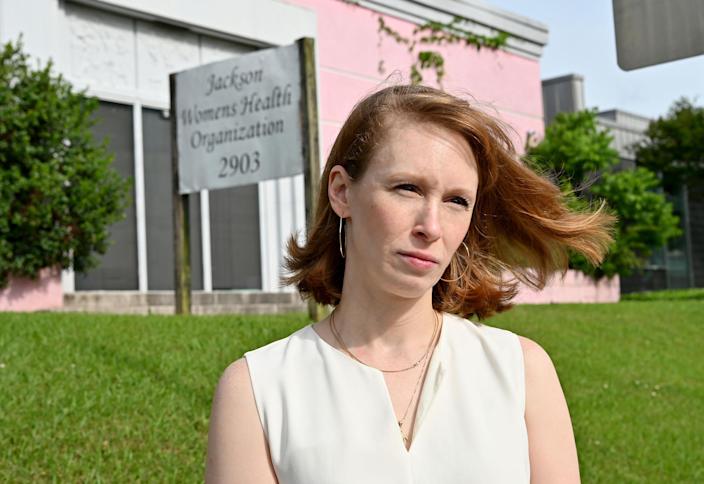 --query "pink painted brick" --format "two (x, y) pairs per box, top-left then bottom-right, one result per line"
(513, 270), (620, 304)
(0, 267), (63, 312)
